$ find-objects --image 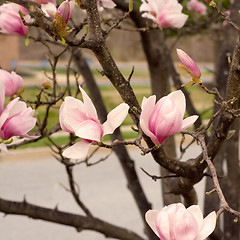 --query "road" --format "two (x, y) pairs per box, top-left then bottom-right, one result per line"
(0, 145), (205, 240)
